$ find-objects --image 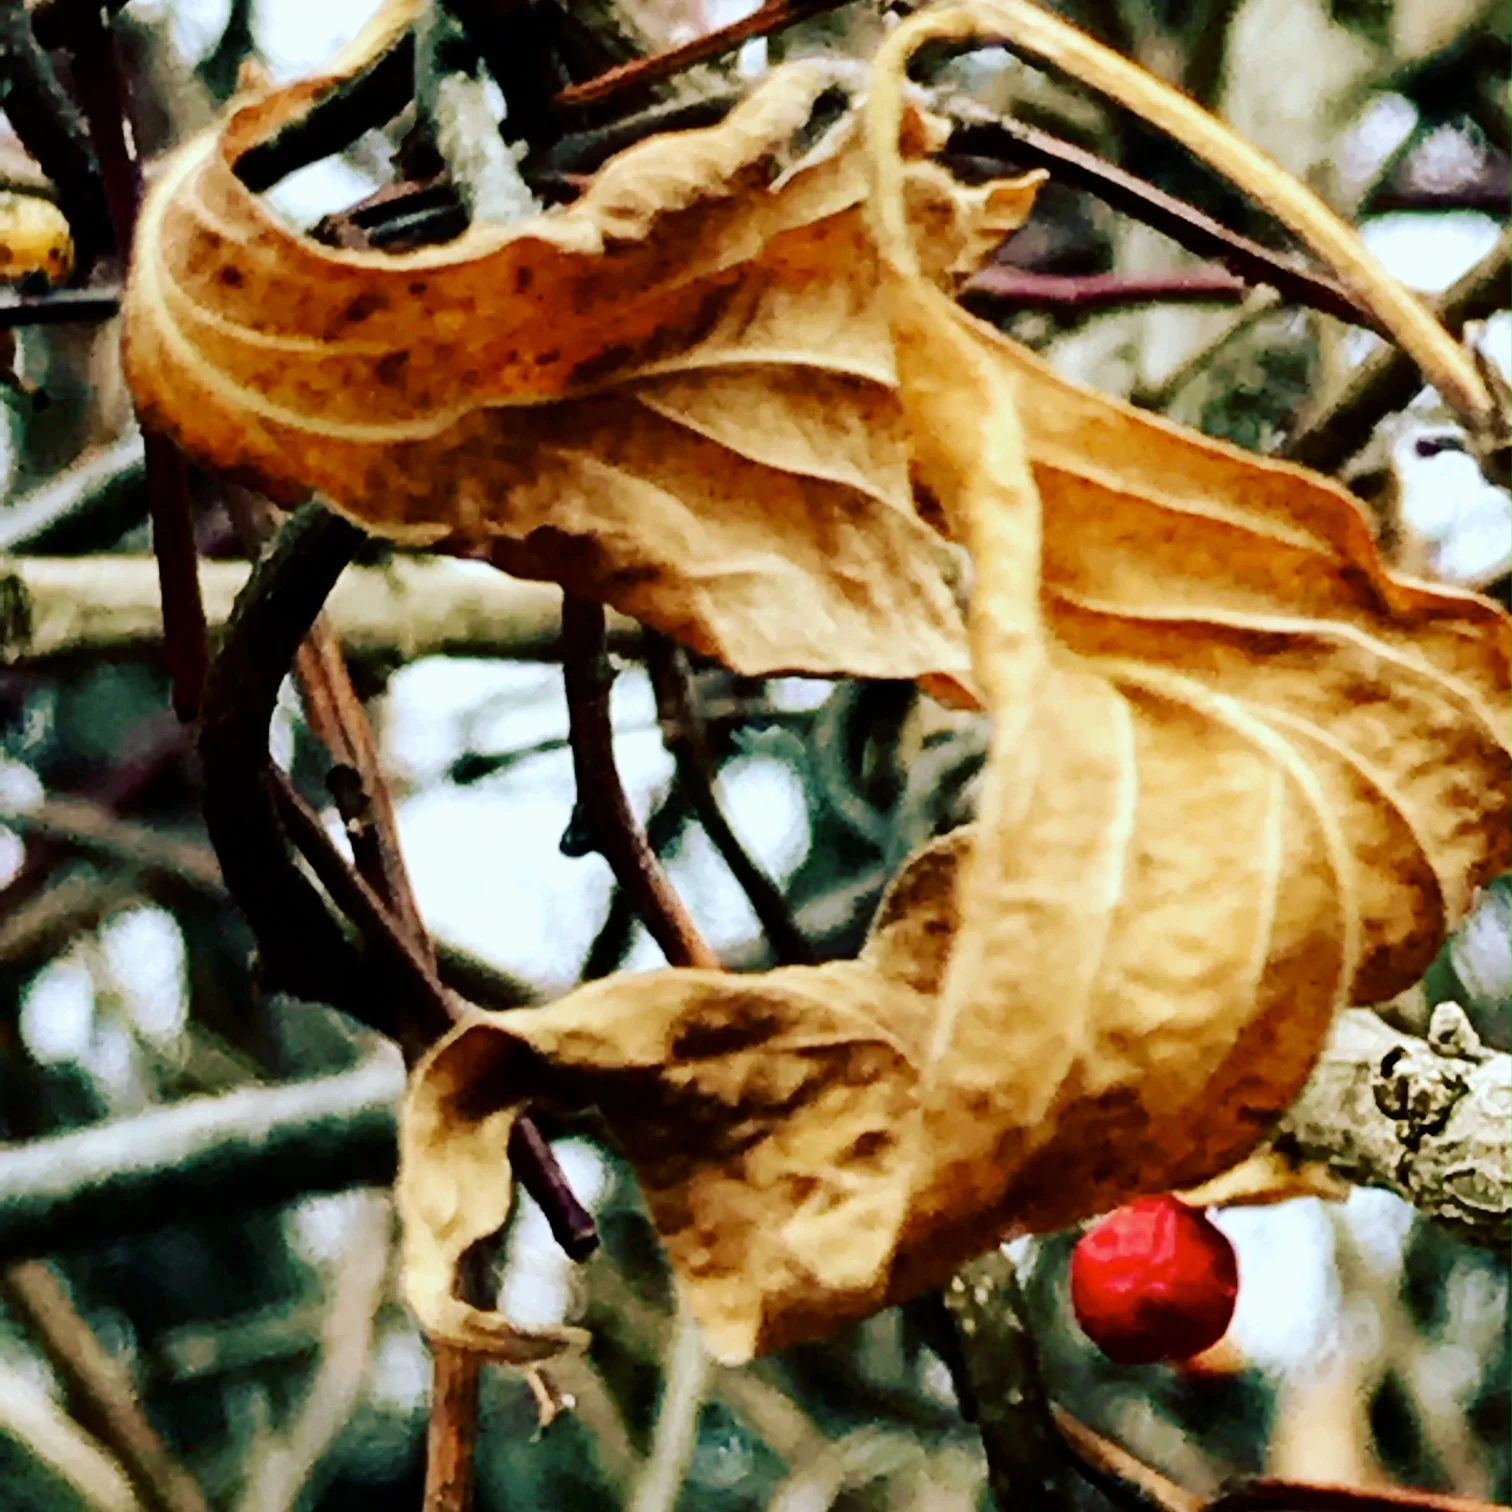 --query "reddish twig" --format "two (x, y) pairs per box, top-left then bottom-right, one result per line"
(962, 264), (1248, 313)
(295, 621), (428, 945)
(643, 632), (814, 966)
(1213, 1486), (1512, 1512)
(560, 597), (721, 971)
(65, 10), (207, 721)
(426, 1343), (483, 1512)
(552, 0), (851, 111)
(1052, 1406), (1512, 1512)
(944, 121), (1379, 333)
